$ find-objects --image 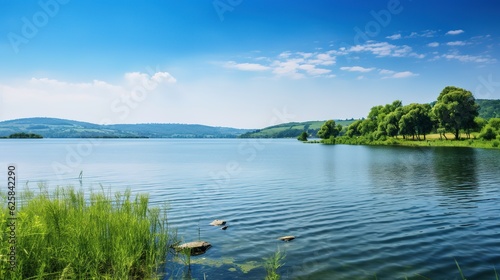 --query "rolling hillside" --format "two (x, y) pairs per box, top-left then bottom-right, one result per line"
(239, 120), (355, 138)
(477, 99), (500, 119)
(0, 118), (252, 138)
